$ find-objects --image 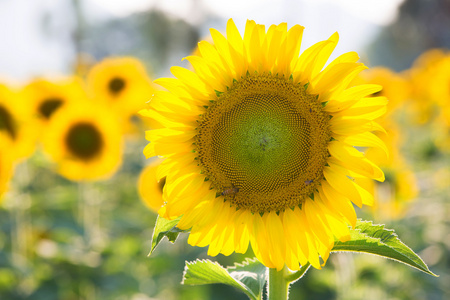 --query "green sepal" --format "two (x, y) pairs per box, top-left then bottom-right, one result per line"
(148, 215), (188, 256)
(215, 90), (224, 97)
(182, 258), (266, 300)
(332, 220), (438, 277)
